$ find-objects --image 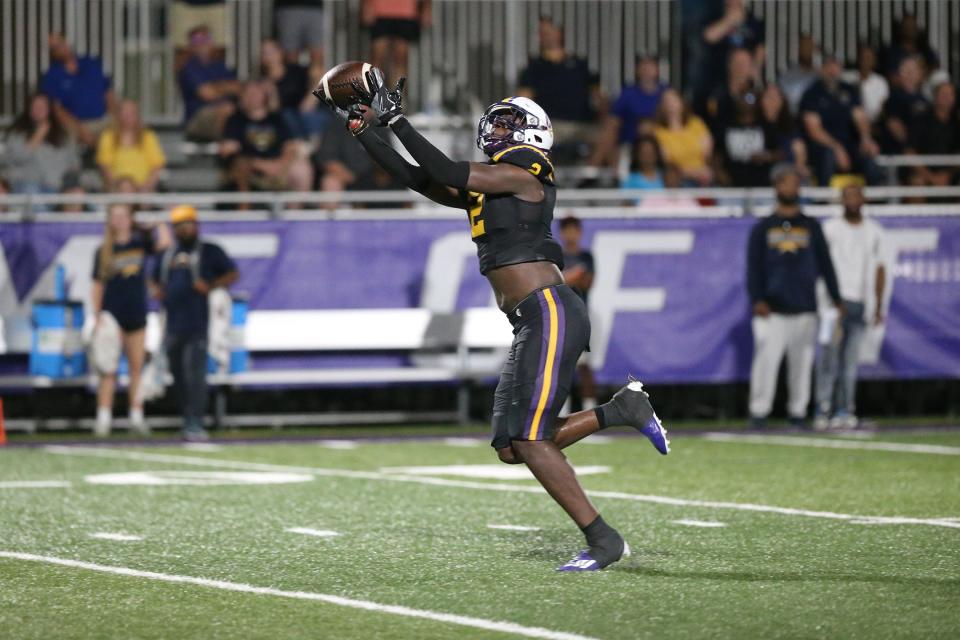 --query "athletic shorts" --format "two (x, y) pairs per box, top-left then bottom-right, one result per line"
(370, 18), (421, 42)
(490, 284), (590, 450)
(275, 6), (324, 53)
